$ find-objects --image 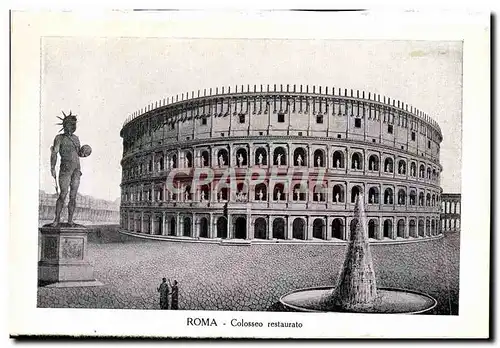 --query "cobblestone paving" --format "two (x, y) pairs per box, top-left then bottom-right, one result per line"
(38, 227), (459, 314)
